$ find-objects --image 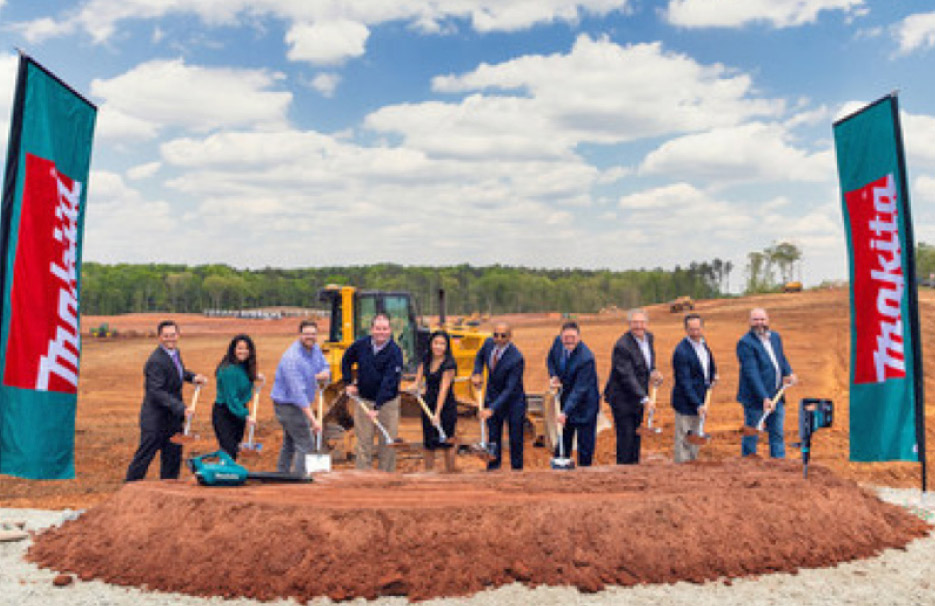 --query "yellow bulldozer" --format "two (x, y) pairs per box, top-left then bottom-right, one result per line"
(314, 285), (587, 461)
(315, 285), (490, 459)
